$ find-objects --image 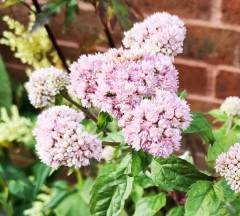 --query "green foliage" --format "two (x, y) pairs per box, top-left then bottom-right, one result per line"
(208, 109), (227, 122)
(0, 0), (20, 9)
(207, 130), (240, 168)
(0, 105), (34, 148)
(131, 150), (152, 177)
(166, 206), (185, 216)
(0, 54), (12, 111)
(33, 162), (52, 195)
(133, 193), (166, 216)
(0, 14), (60, 69)
(90, 154), (133, 216)
(97, 111), (113, 133)
(185, 180), (224, 216)
(150, 155), (211, 192)
(184, 112), (214, 144)
(97, 0), (136, 31)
